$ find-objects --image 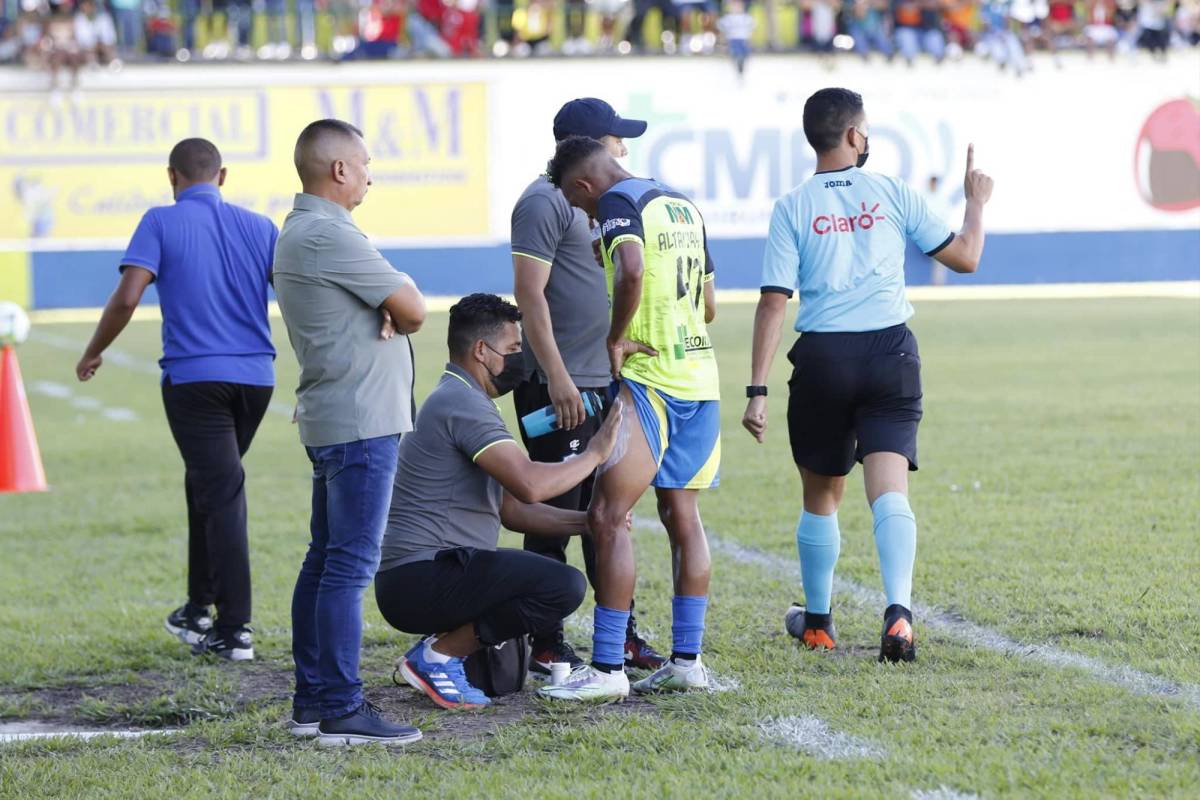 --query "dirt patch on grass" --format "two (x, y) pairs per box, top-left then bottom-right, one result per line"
(0, 659), (659, 745)
(0, 660), (292, 727)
